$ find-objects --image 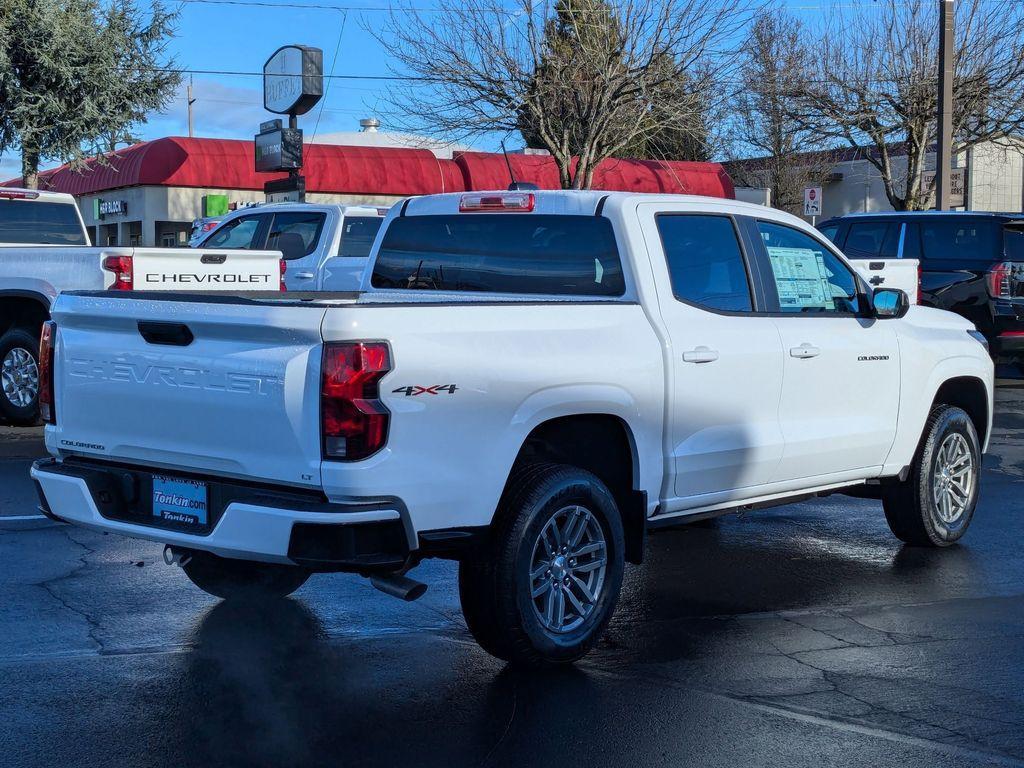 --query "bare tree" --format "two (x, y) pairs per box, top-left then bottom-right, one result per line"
(788, 0), (1024, 210)
(725, 12), (840, 214)
(375, 0), (749, 189)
